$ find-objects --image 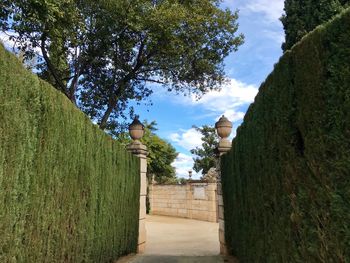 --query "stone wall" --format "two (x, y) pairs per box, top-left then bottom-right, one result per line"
(149, 182), (217, 222)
